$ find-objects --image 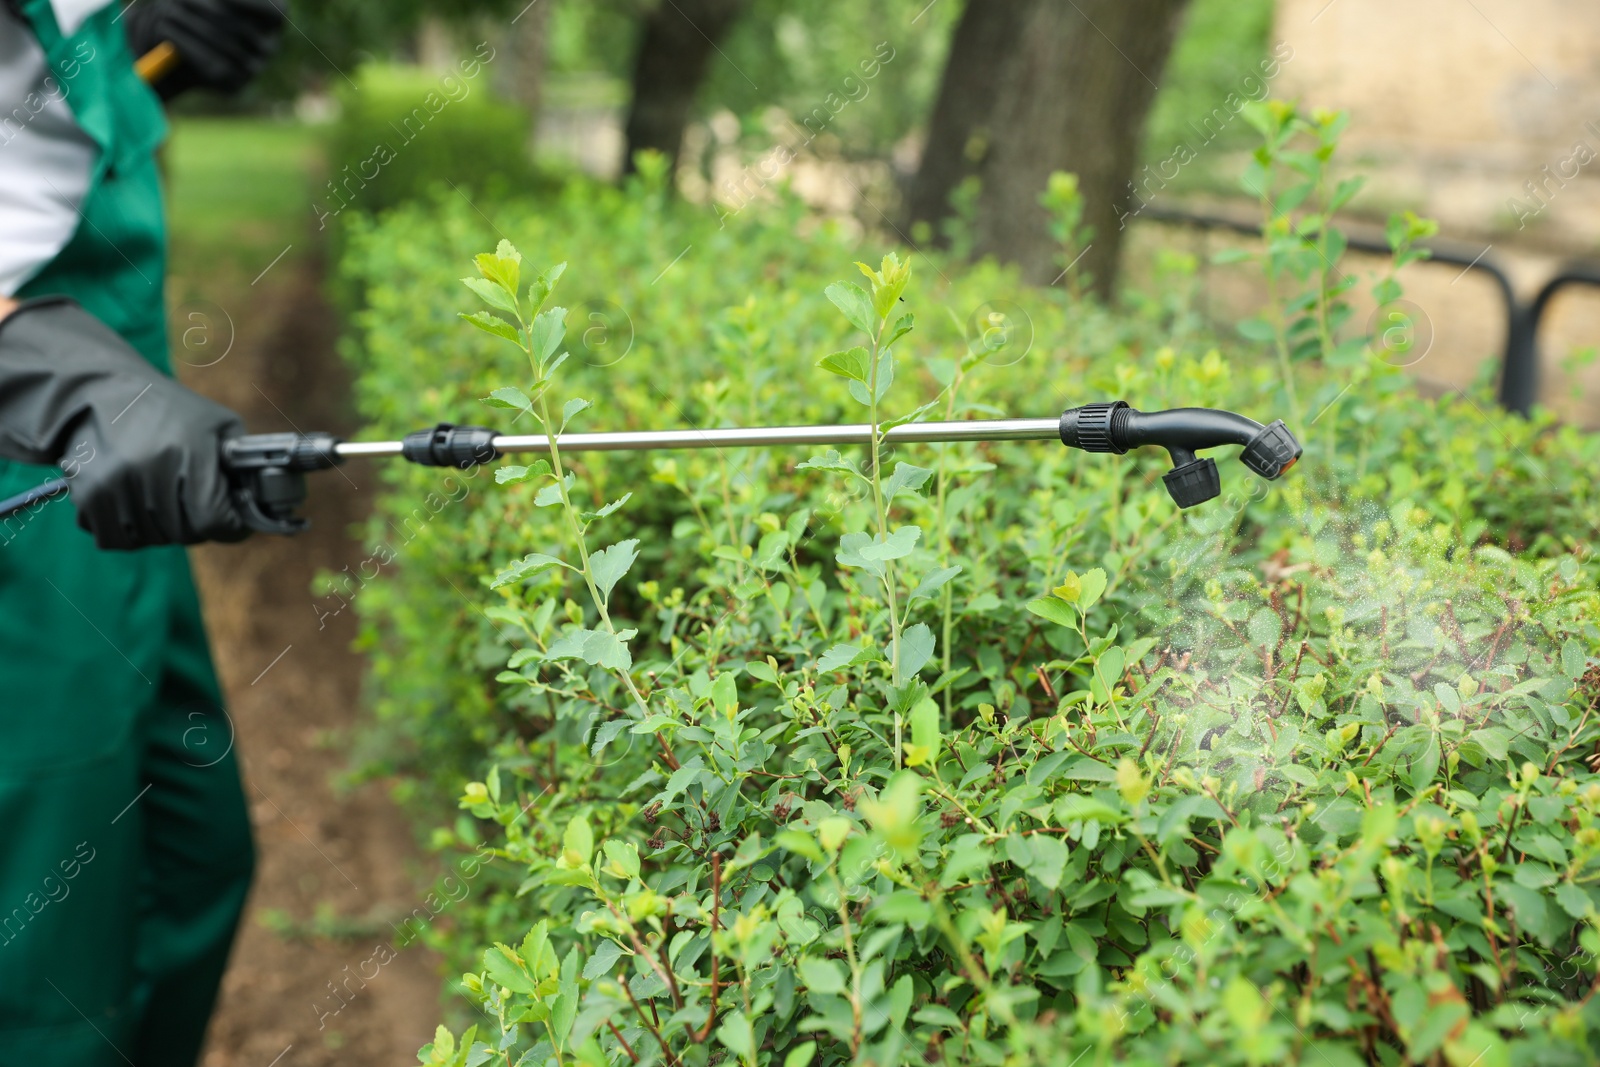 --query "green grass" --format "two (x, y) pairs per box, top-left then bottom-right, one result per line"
(164, 117), (321, 272)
